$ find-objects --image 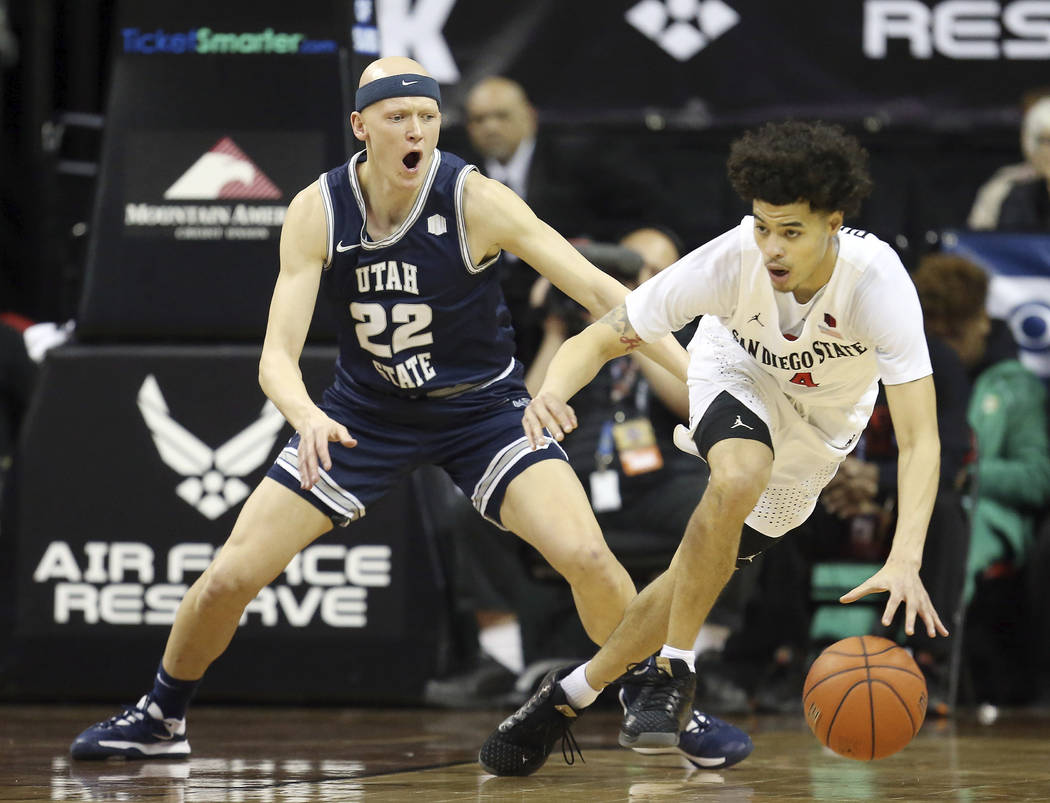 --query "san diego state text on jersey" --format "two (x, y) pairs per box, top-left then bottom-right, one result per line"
(730, 328), (870, 375)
